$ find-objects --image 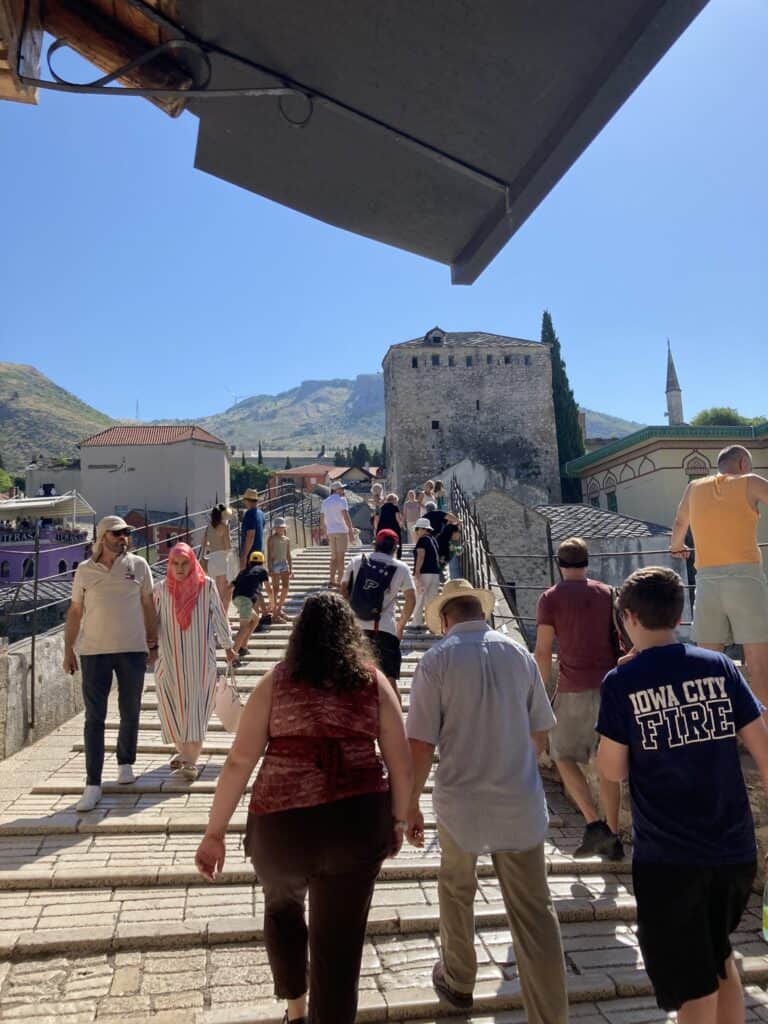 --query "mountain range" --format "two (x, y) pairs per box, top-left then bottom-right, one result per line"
(0, 362), (645, 473)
